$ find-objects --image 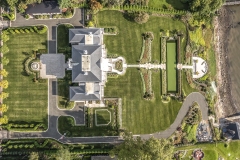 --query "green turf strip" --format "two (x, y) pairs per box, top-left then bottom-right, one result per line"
(166, 41), (177, 92)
